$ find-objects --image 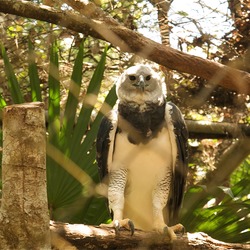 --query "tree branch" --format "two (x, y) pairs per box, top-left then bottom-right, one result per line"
(50, 221), (250, 250)
(1, 116), (249, 139)
(1, 0), (250, 93)
(186, 120), (250, 139)
(202, 136), (250, 188)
